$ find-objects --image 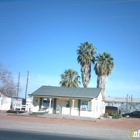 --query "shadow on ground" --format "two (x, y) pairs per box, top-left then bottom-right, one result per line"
(6, 109), (26, 114)
(0, 129), (108, 140)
